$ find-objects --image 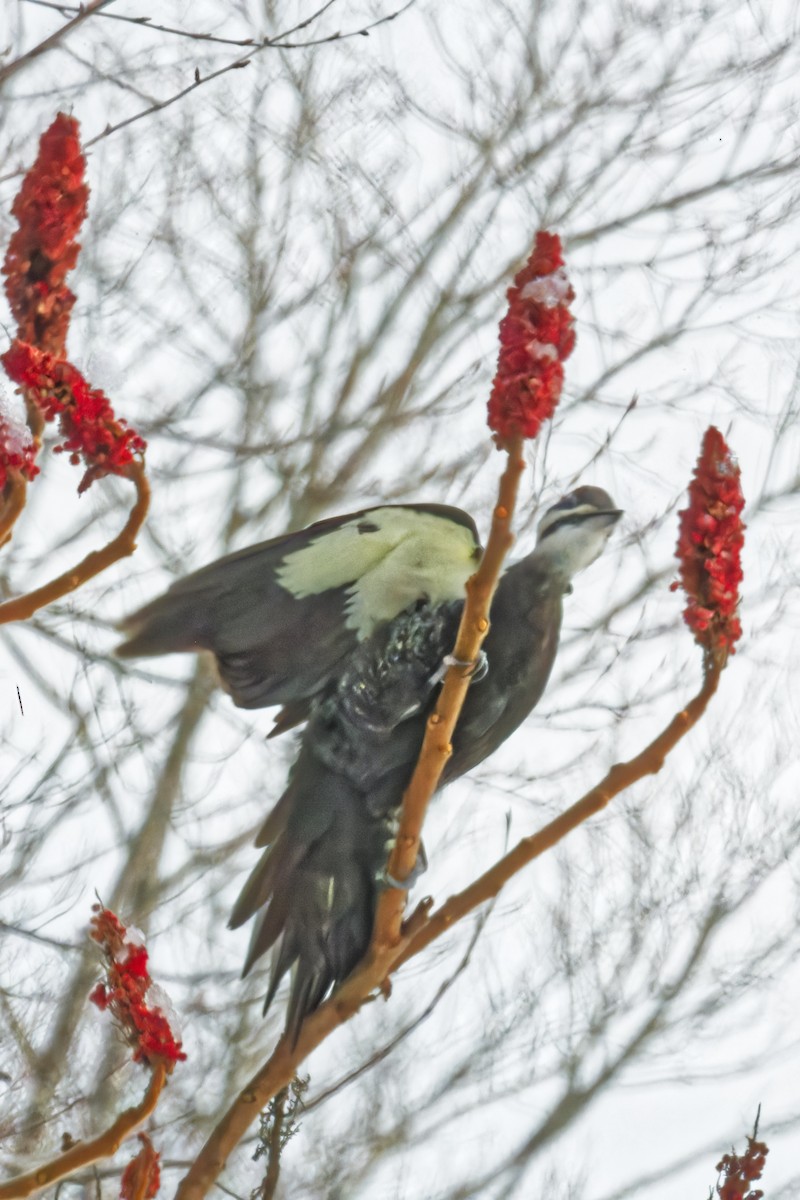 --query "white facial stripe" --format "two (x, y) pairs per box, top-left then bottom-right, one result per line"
(538, 503), (606, 538)
(275, 508), (478, 638)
